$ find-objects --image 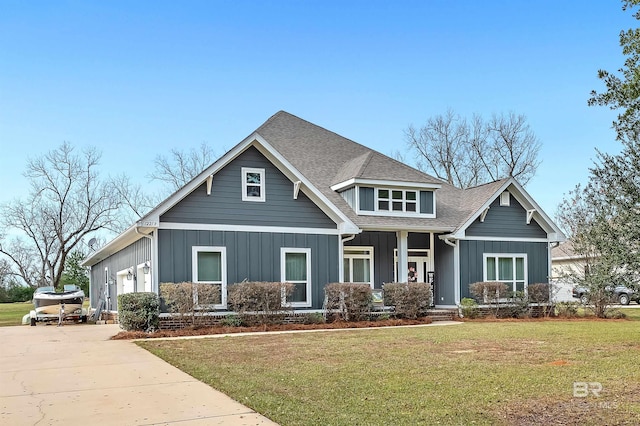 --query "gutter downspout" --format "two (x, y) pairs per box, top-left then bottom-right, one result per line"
(548, 241), (561, 283)
(339, 234), (357, 282)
